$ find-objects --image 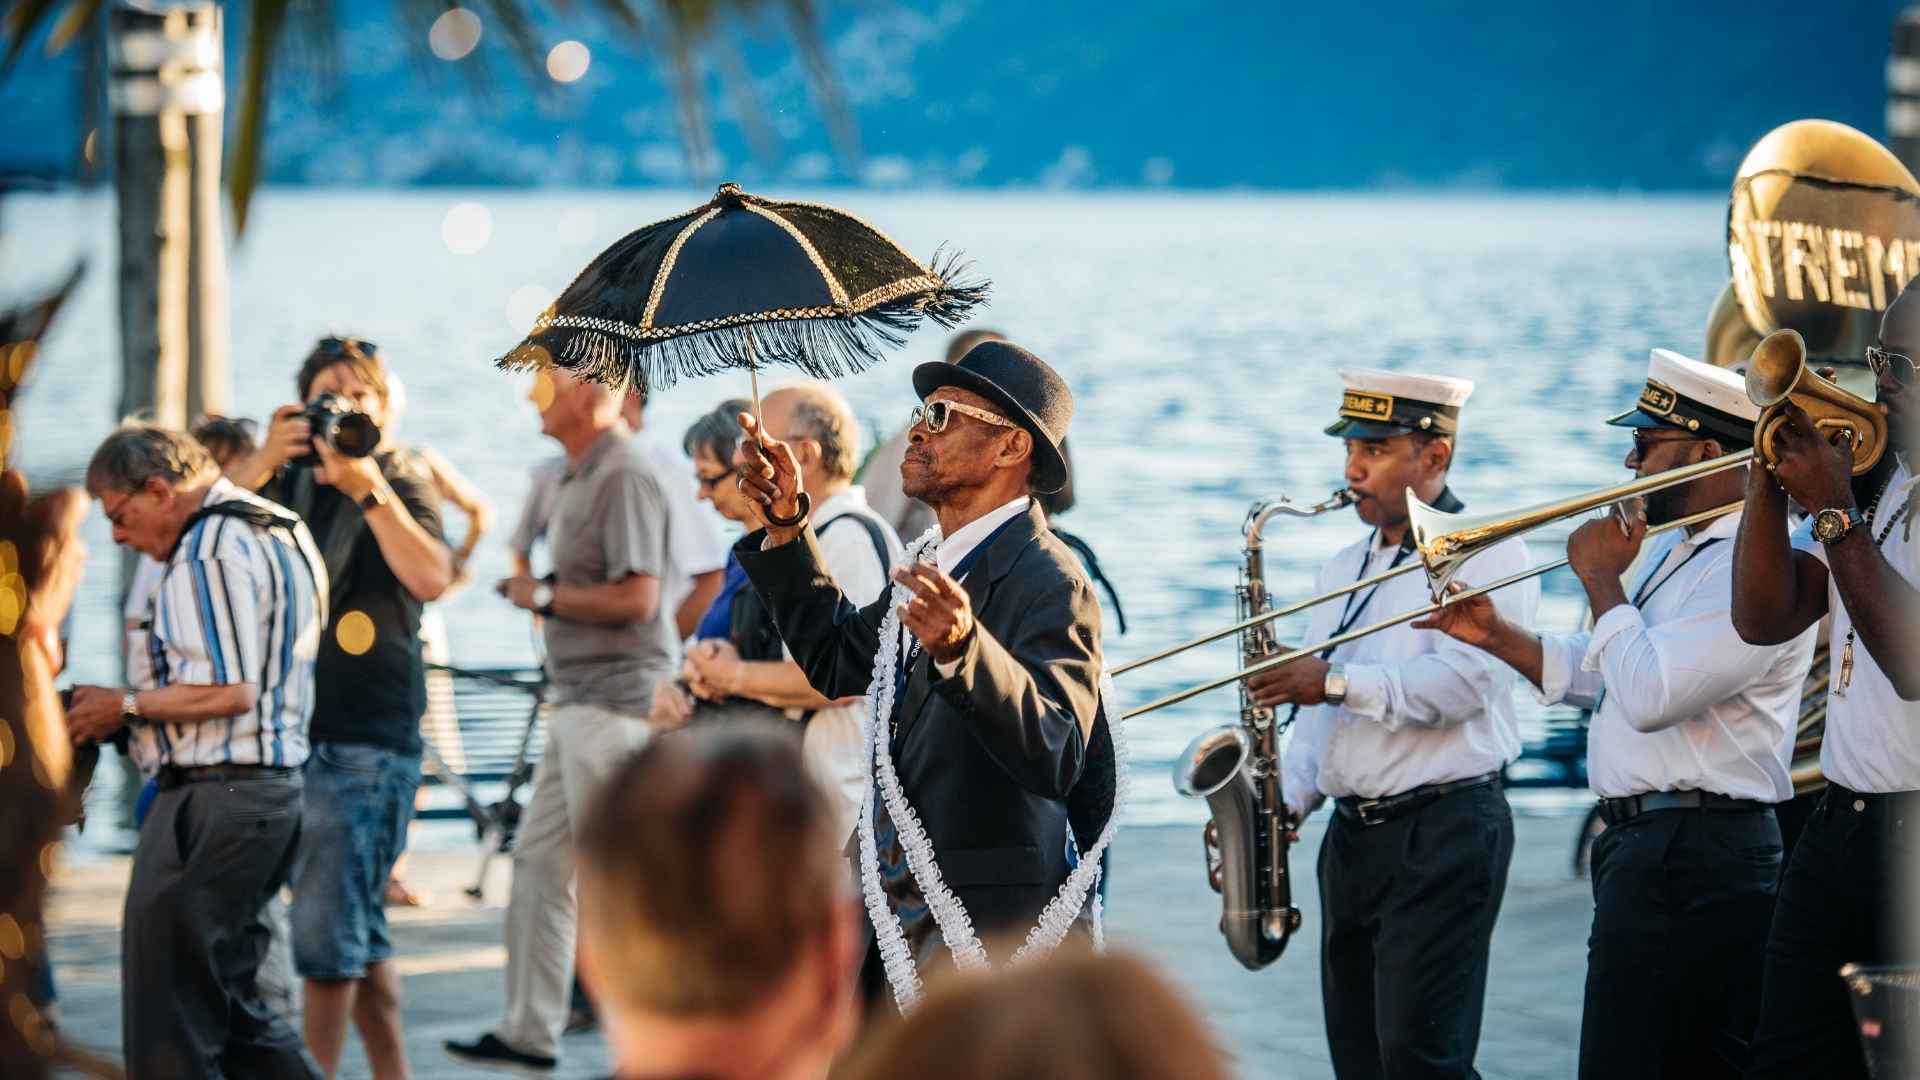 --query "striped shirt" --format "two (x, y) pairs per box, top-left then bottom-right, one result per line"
(126, 479), (329, 770)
